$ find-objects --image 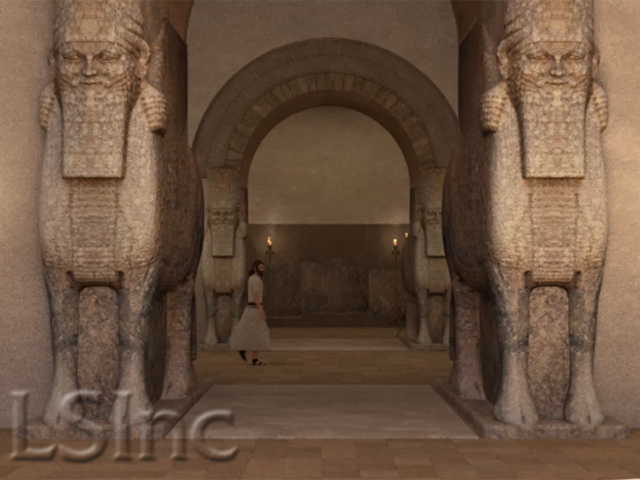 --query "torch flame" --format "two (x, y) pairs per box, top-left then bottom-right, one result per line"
(393, 238), (398, 246)
(268, 237), (272, 246)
